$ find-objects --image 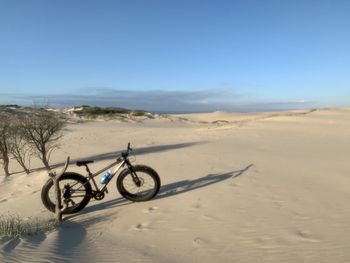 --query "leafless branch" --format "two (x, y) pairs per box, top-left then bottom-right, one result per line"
(21, 110), (67, 170)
